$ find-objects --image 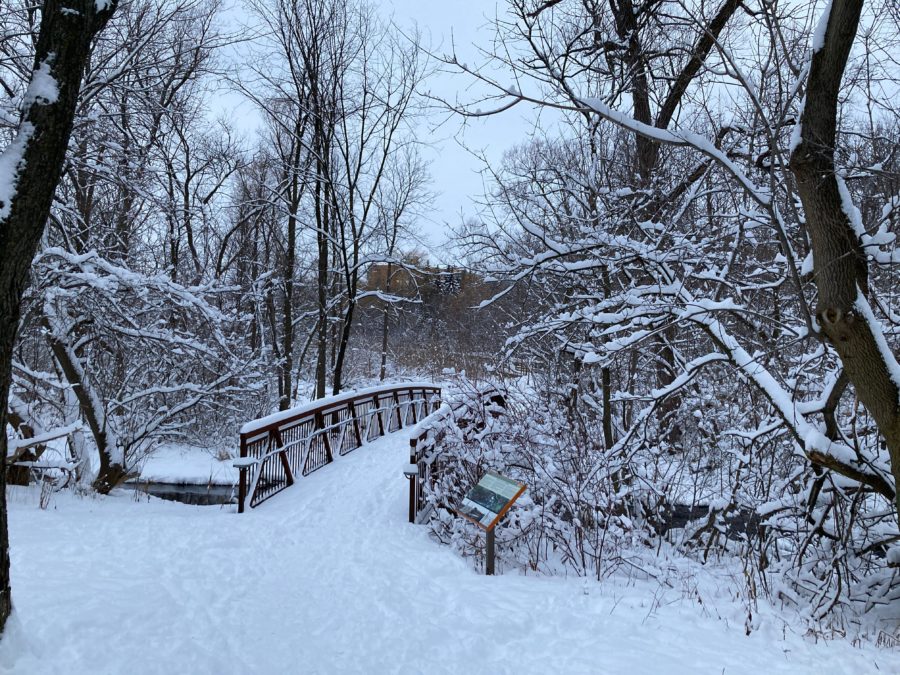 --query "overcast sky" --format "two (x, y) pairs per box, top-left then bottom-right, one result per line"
(384, 0), (529, 253)
(220, 1), (544, 256)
